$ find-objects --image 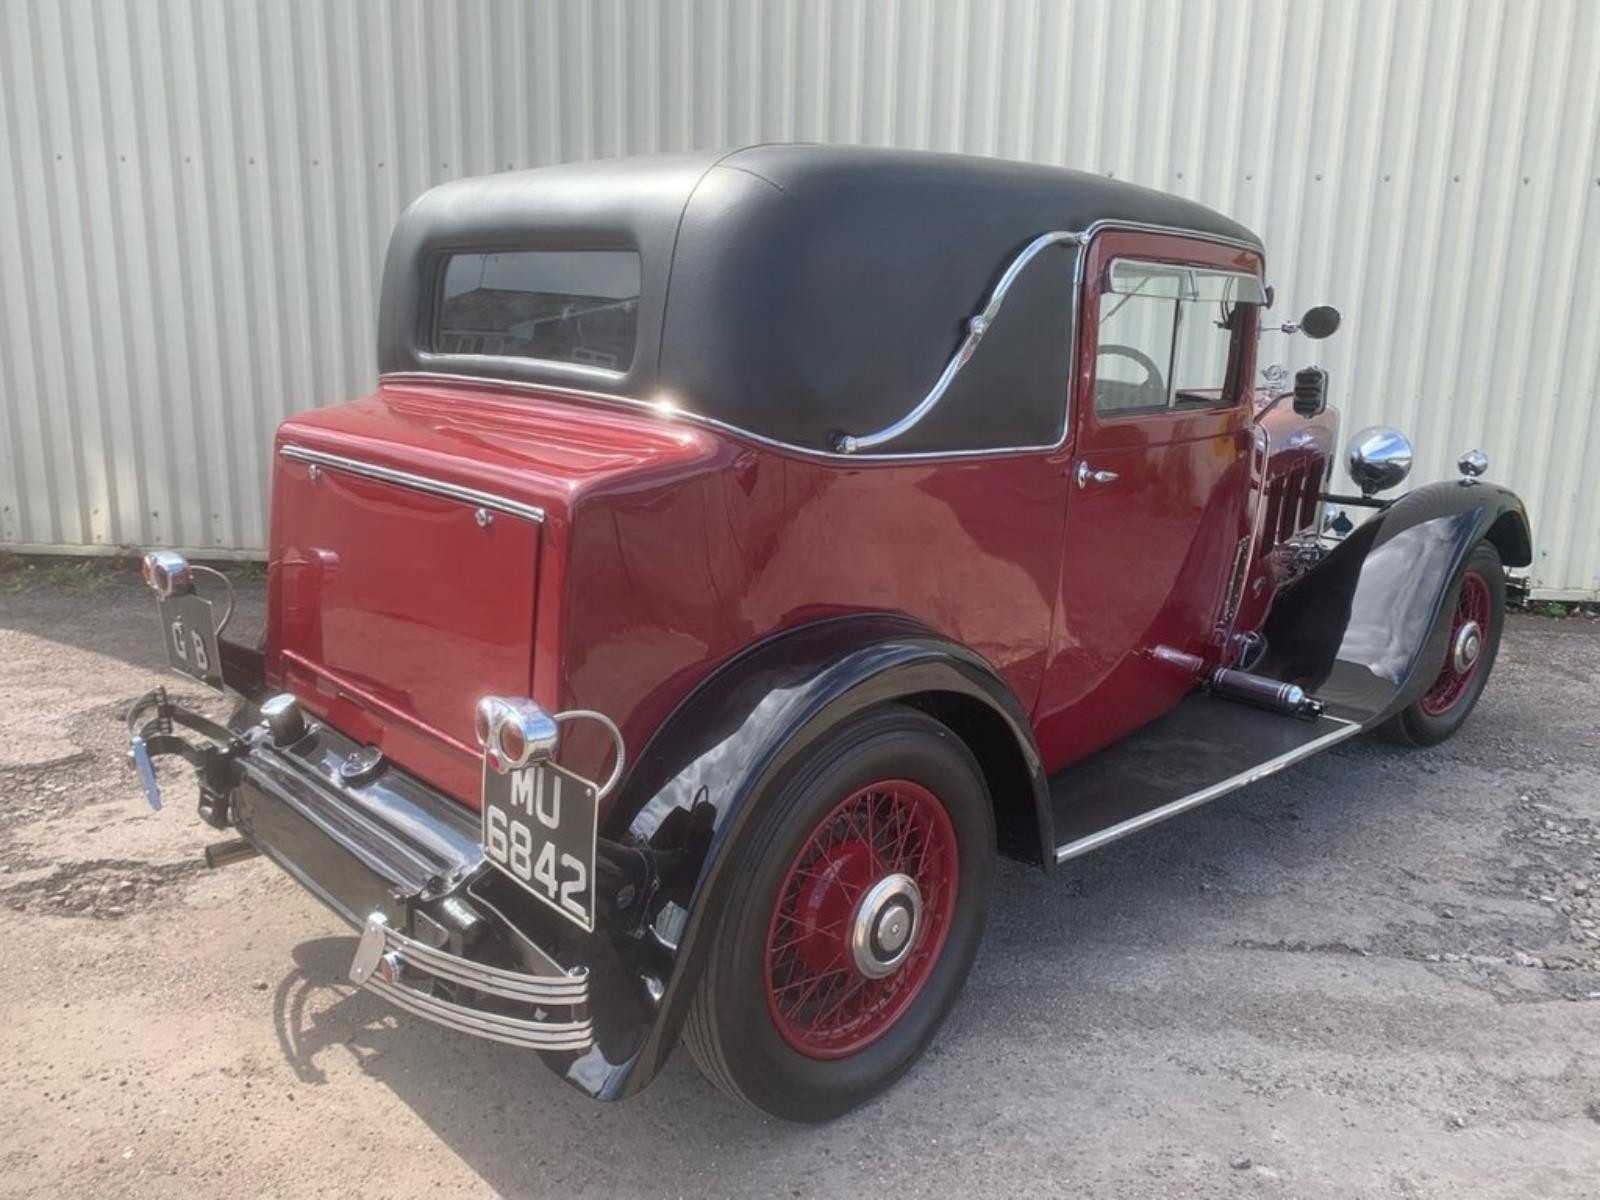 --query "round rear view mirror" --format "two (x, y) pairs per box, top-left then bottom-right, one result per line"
(1300, 304), (1342, 339)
